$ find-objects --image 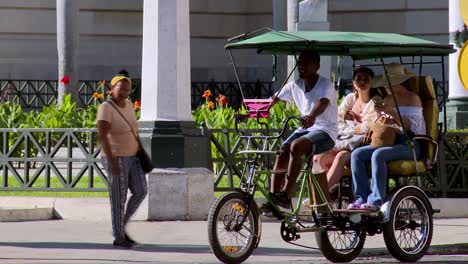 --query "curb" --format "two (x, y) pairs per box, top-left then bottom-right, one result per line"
(1, 197), (468, 222)
(0, 207), (56, 222)
(428, 243), (468, 255)
(363, 243), (468, 257)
